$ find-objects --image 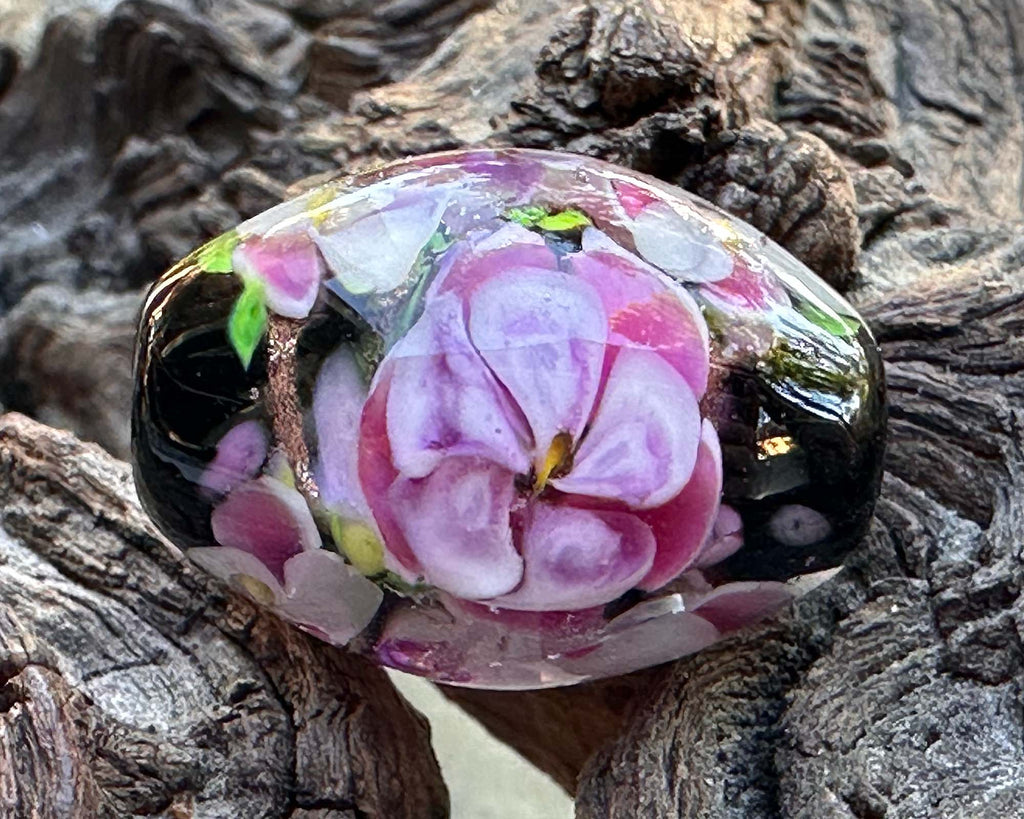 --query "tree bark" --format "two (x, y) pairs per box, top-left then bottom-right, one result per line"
(0, 413), (449, 818)
(2, 0), (1024, 816)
